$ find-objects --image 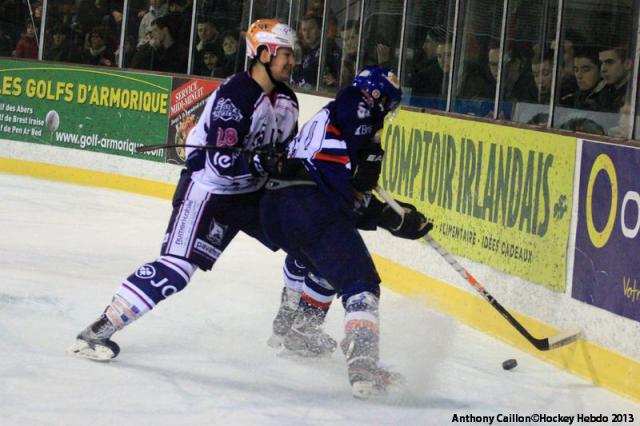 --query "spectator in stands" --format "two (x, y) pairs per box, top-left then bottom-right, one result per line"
(0, 0), (27, 43)
(13, 19), (38, 59)
(410, 26), (446, 97)
(553, 29), (585, 98)
(597, 45), (632, 112)
(131, 29), (156, 69)
(220, 31), (240, 77)
(294, 15), (323, 87)
(418, 27), (443, 70)
(193, 19), (219, 75)
(44, 24), (80, 62)
(73, 0), (107, 42)
(138, 0), (169, 46)
(80, 26), (115, 66)
(201, 42), (225, 77)
(336, 20), (359, 88)
(169, 0), (185, 13)
(531, 49), (554, 104)
(167, 0), (191, 45)
(115, 34), (137, 66)
(148, 15), (187, 73)
(559, 46), (604, 110)
(49, 0), (75, 28)
(292, 15), (339, 89)
(31, 1), (43, 32)
(458, 40), (494, 100)
(494, 44), (537, 102)
(0, 23), (15, 57)
(102, 3), (123, 37)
